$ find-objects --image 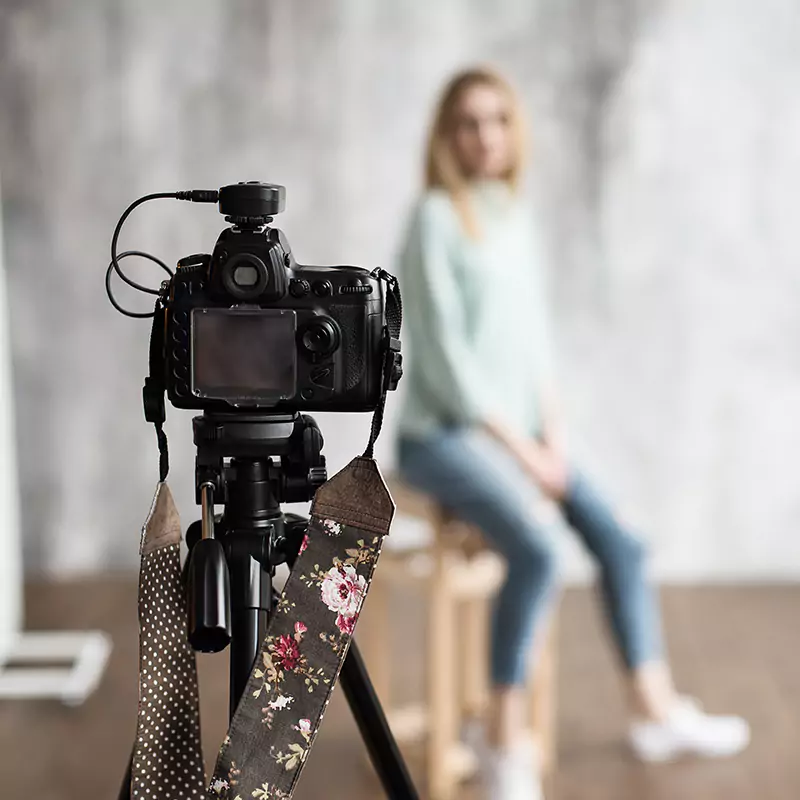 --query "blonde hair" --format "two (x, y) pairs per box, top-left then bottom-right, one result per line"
(424, 66), (526, 237)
